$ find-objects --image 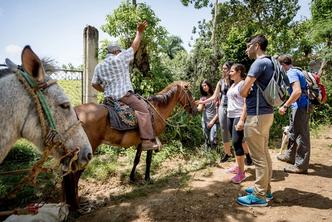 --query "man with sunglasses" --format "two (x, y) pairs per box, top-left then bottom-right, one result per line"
(238, 34), (274, 207)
